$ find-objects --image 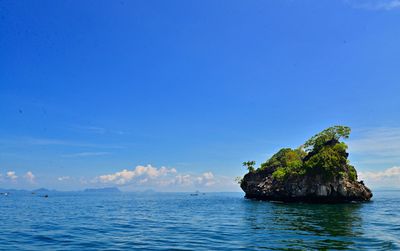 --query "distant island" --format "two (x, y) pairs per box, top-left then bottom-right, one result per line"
(0, 187), (121, 195)
(240, 126), (372, 203)
(84, 187), (121, 193)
